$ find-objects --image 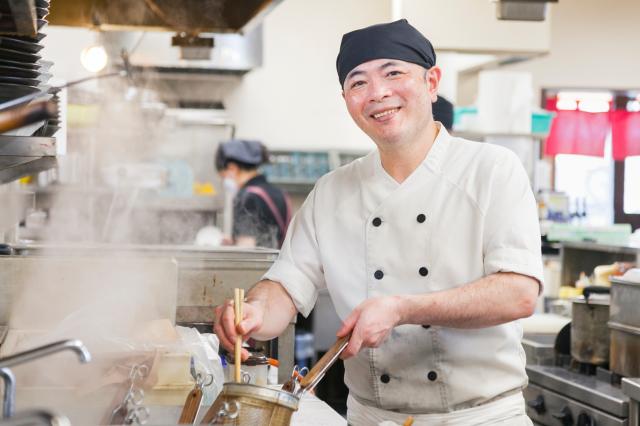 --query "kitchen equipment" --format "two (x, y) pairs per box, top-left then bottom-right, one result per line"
(178, 364), (213, 425)
(609, 277), (640, 378)
(225, 353), (270, 386)
(200, 336), (349, 425)
(571, 286), (611, 366)
(525, 323), (630, 425)
(107, 364), (150, 425)
(280, 365), (307, 393)
(525, 365), (629, 426)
